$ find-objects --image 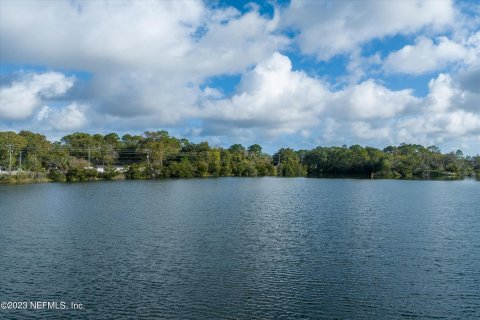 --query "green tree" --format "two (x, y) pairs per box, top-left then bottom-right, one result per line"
(0, 131), (27, 171)
(247, 144), (262, 157)
(143, 130), (180, 166)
